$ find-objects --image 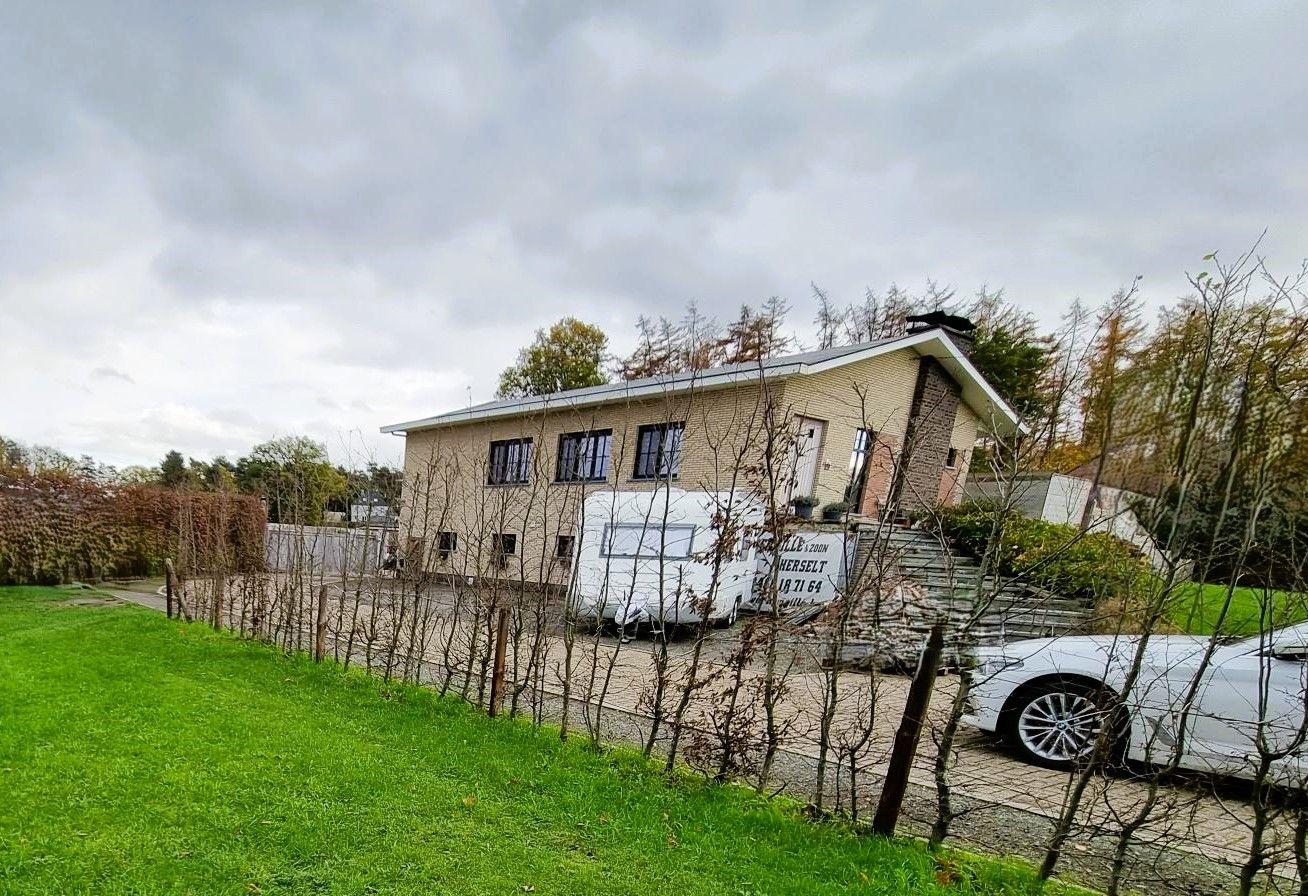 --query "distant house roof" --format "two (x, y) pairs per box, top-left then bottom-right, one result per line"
(381, 328), (1023, 437)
